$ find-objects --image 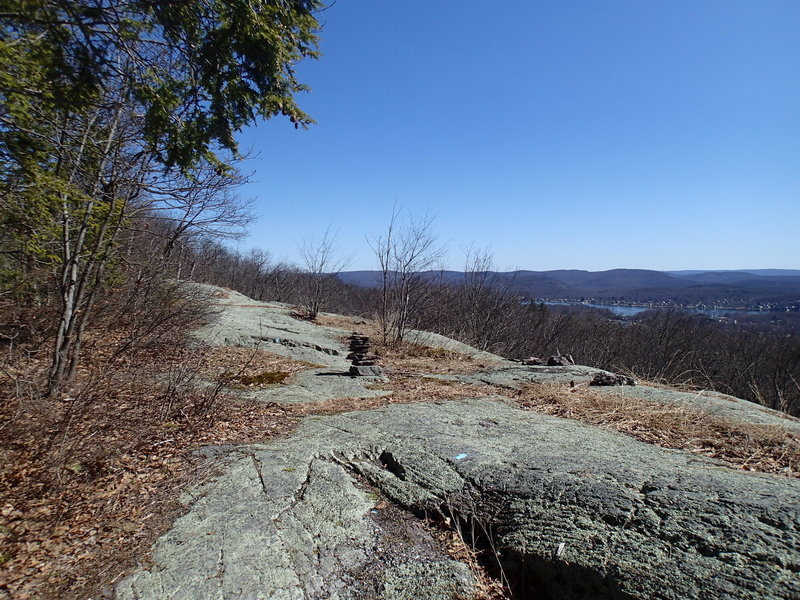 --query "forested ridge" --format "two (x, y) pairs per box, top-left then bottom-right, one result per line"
(182, 238), (800, 416)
